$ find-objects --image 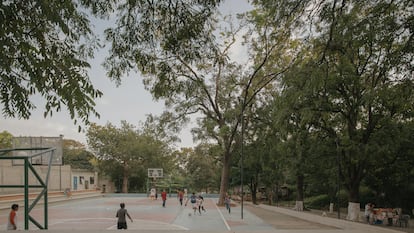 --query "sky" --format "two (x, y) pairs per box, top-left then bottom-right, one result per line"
(1, 0), (252, 148)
